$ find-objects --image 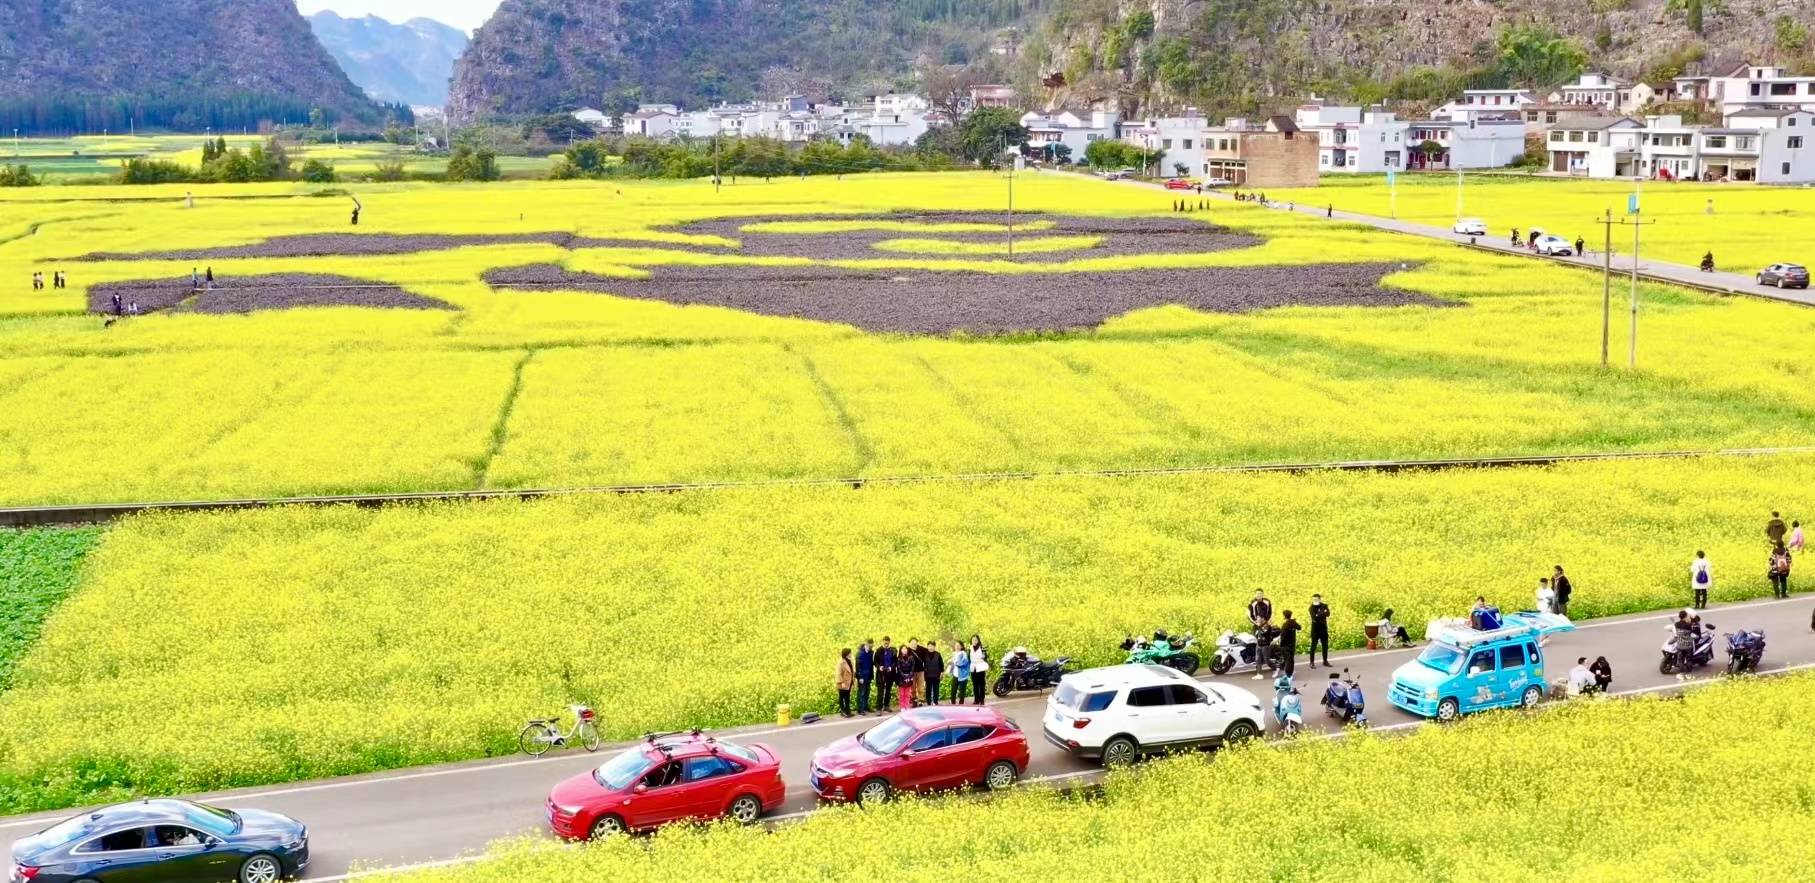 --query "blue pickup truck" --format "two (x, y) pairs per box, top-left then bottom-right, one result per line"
(1388, 612), (1576, 721)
